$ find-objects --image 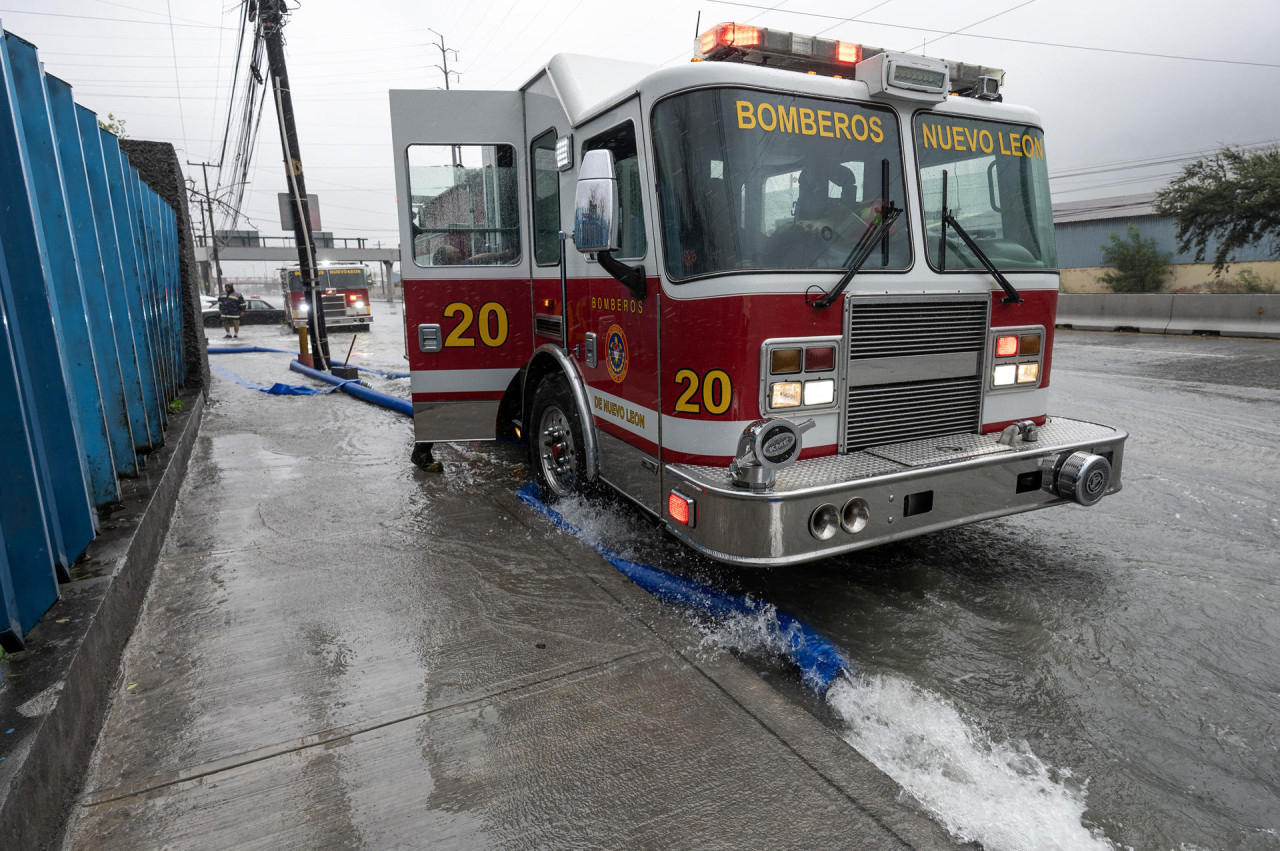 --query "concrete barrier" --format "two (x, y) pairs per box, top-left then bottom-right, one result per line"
(1165, 294), (1280, 338)
(1058, 294), (1280, 339)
